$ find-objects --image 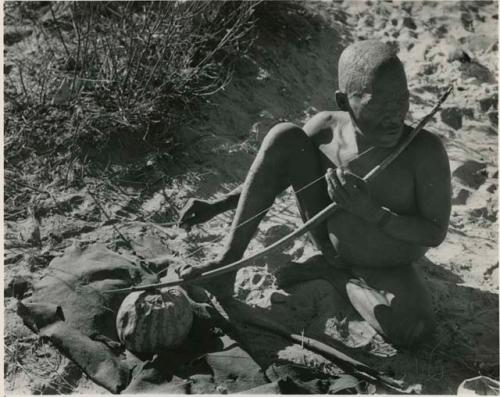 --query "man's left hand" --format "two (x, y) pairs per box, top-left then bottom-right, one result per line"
(326, 167), (381, 224)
